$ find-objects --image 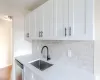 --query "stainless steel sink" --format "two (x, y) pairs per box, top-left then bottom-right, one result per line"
(30, 60), (53, 71)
